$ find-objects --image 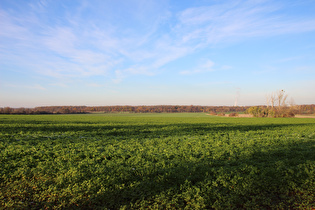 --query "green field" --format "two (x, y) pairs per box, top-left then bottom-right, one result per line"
(1, 113), (315, 209)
